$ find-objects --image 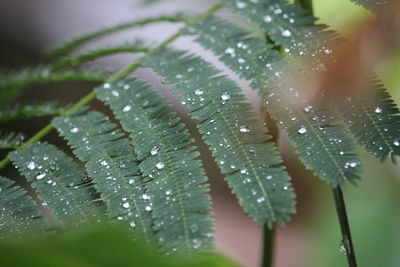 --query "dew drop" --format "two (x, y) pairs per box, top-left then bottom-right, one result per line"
(122, 202), (130, 208)
(103, 83), (111, 89)
(221, 93), (230, 101)
(194, 89), (204, 96)
(375, 107), (382, 113)
(236, 1), (247, 8)
(130, 221), (136, 227)
(155, 162), (165, 169)
(394, 141), (400, 147)
(27, 161), (36, 170)
(36, 173), (46, 180)
(263, 15), (272, 23)
(257, 197), (265, 203)
(282, 30), (292, 37)
(225, 47), (236, 57)
(145, 206), (152, 211)
(123, 84), (130, 90)
(122, 105), (131, 112)
(150, 147), (159, 155)
(70, 127), (79, 133)
(239, 126), (250, 133)
(297, 127), (307, 134)
(165, 190), (172, 195)
(304, 105), (312, 112)
(111, 90), (119, 97)
(100, 160), (108, 166)
(142, 193), (150, 200)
